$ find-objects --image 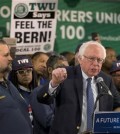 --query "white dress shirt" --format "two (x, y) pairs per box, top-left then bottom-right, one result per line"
(78, 70), (99, 133)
